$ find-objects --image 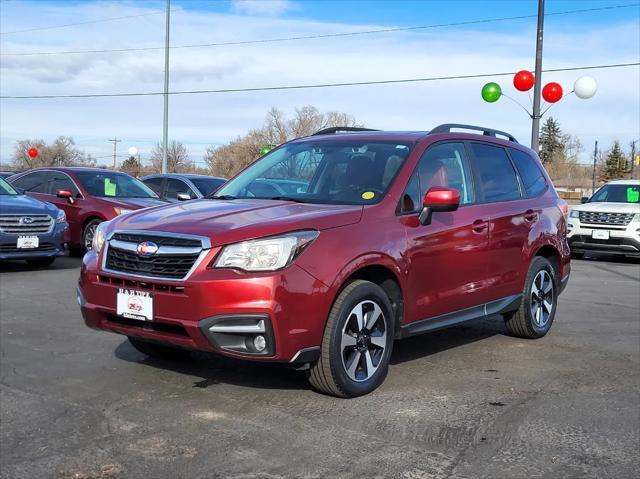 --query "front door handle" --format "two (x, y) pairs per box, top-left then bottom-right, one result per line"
(524, 209), (538, 222)
(472, 219), (488, 234)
